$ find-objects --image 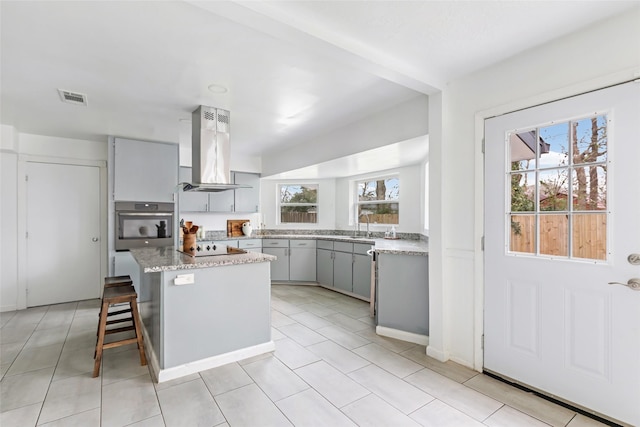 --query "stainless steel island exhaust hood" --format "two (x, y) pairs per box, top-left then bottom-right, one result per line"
(181, 106), (249, 192)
